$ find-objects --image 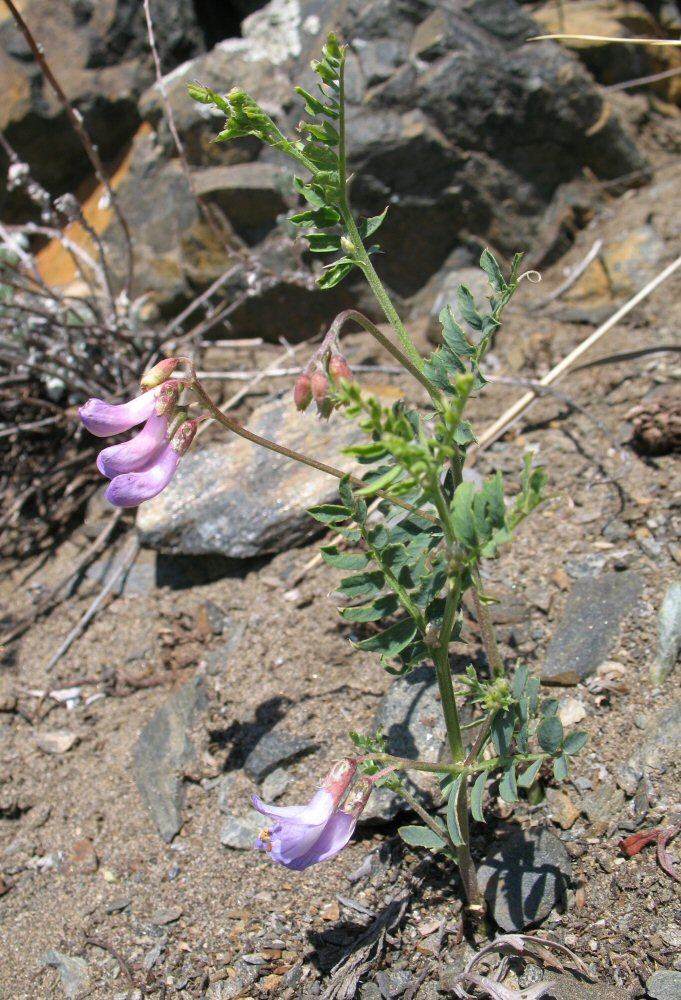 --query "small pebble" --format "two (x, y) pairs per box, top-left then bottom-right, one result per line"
(149, 906), (182, 925)
(36, 730), (78, 755)
(69, 838), (98, 874)
(105, 897), (130, 914)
